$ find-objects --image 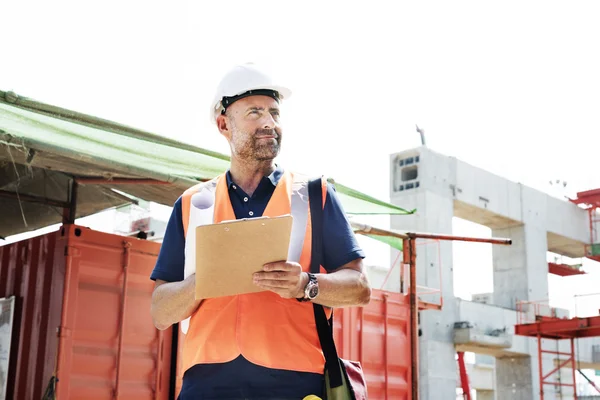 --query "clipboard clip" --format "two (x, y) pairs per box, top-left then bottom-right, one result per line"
(219, 214), (292, 224)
